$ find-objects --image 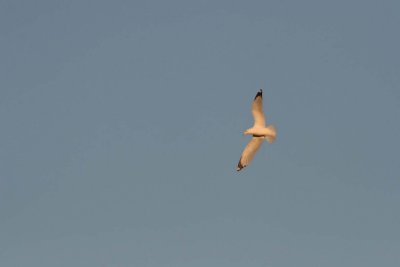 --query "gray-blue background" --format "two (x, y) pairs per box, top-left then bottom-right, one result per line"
(1, 0), (399, 266)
